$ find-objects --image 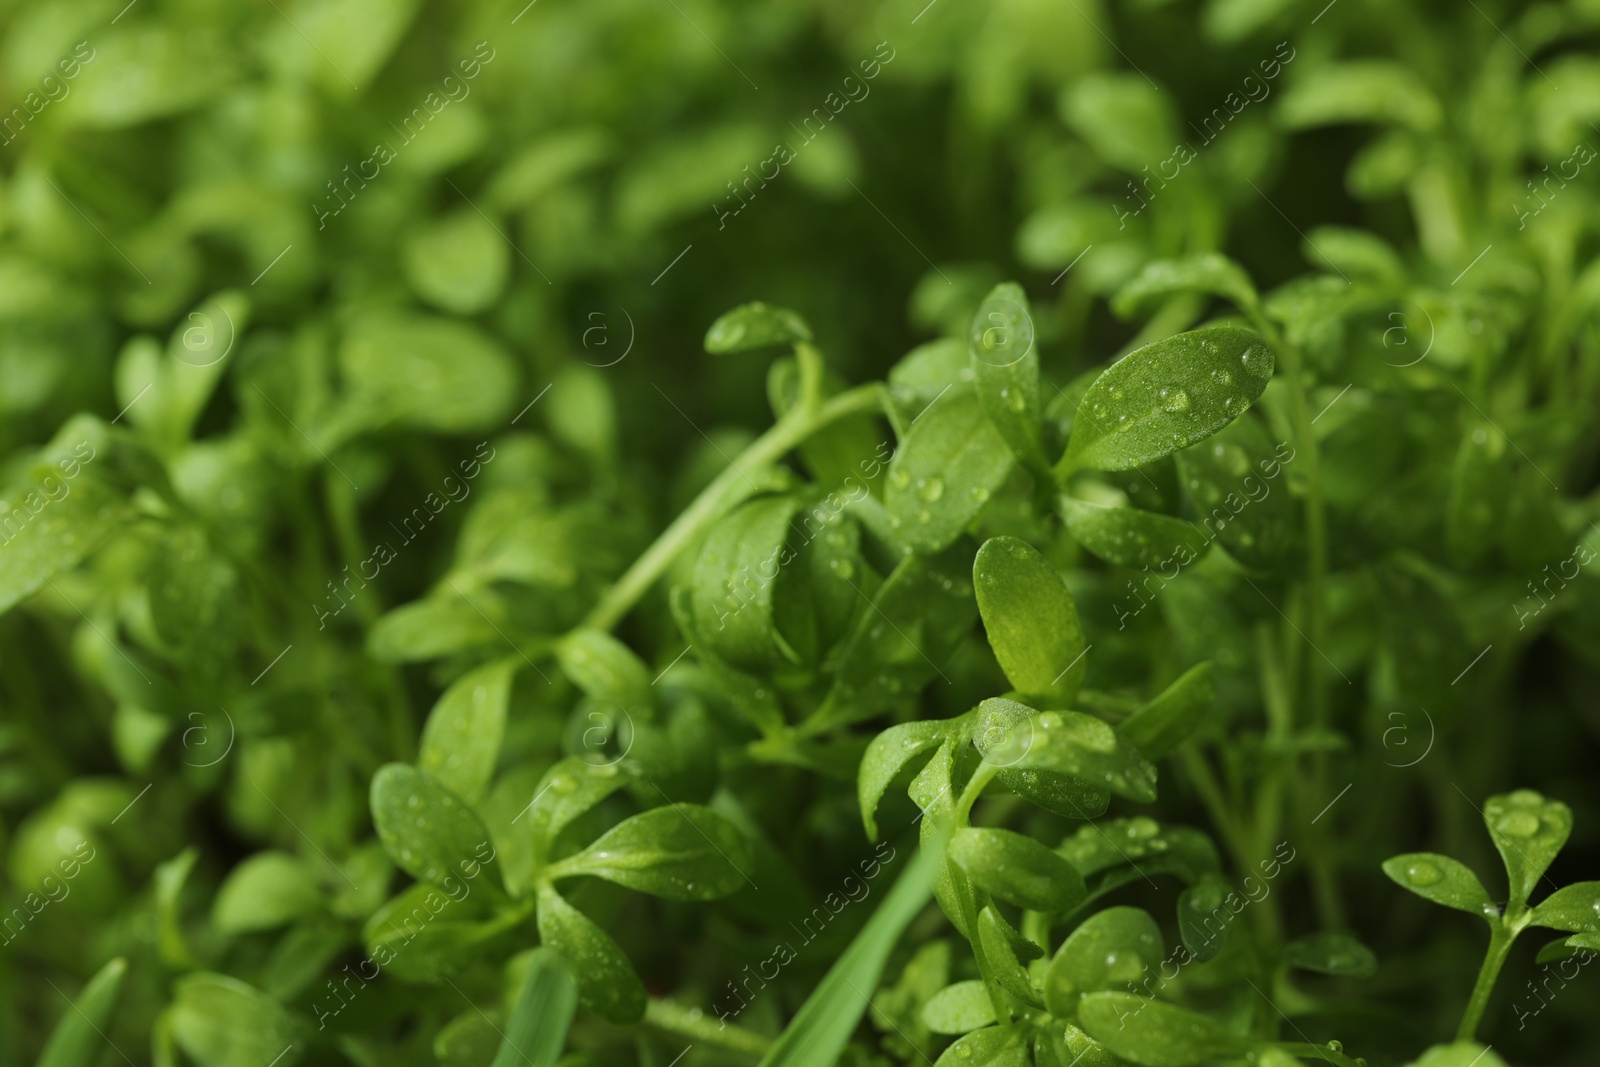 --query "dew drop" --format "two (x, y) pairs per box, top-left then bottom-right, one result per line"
(918, 477), (945, 502)
(1405, 860), (1442, 886)
(1160, 388), (1190, 413)
(1495, 811), (1541, 838)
